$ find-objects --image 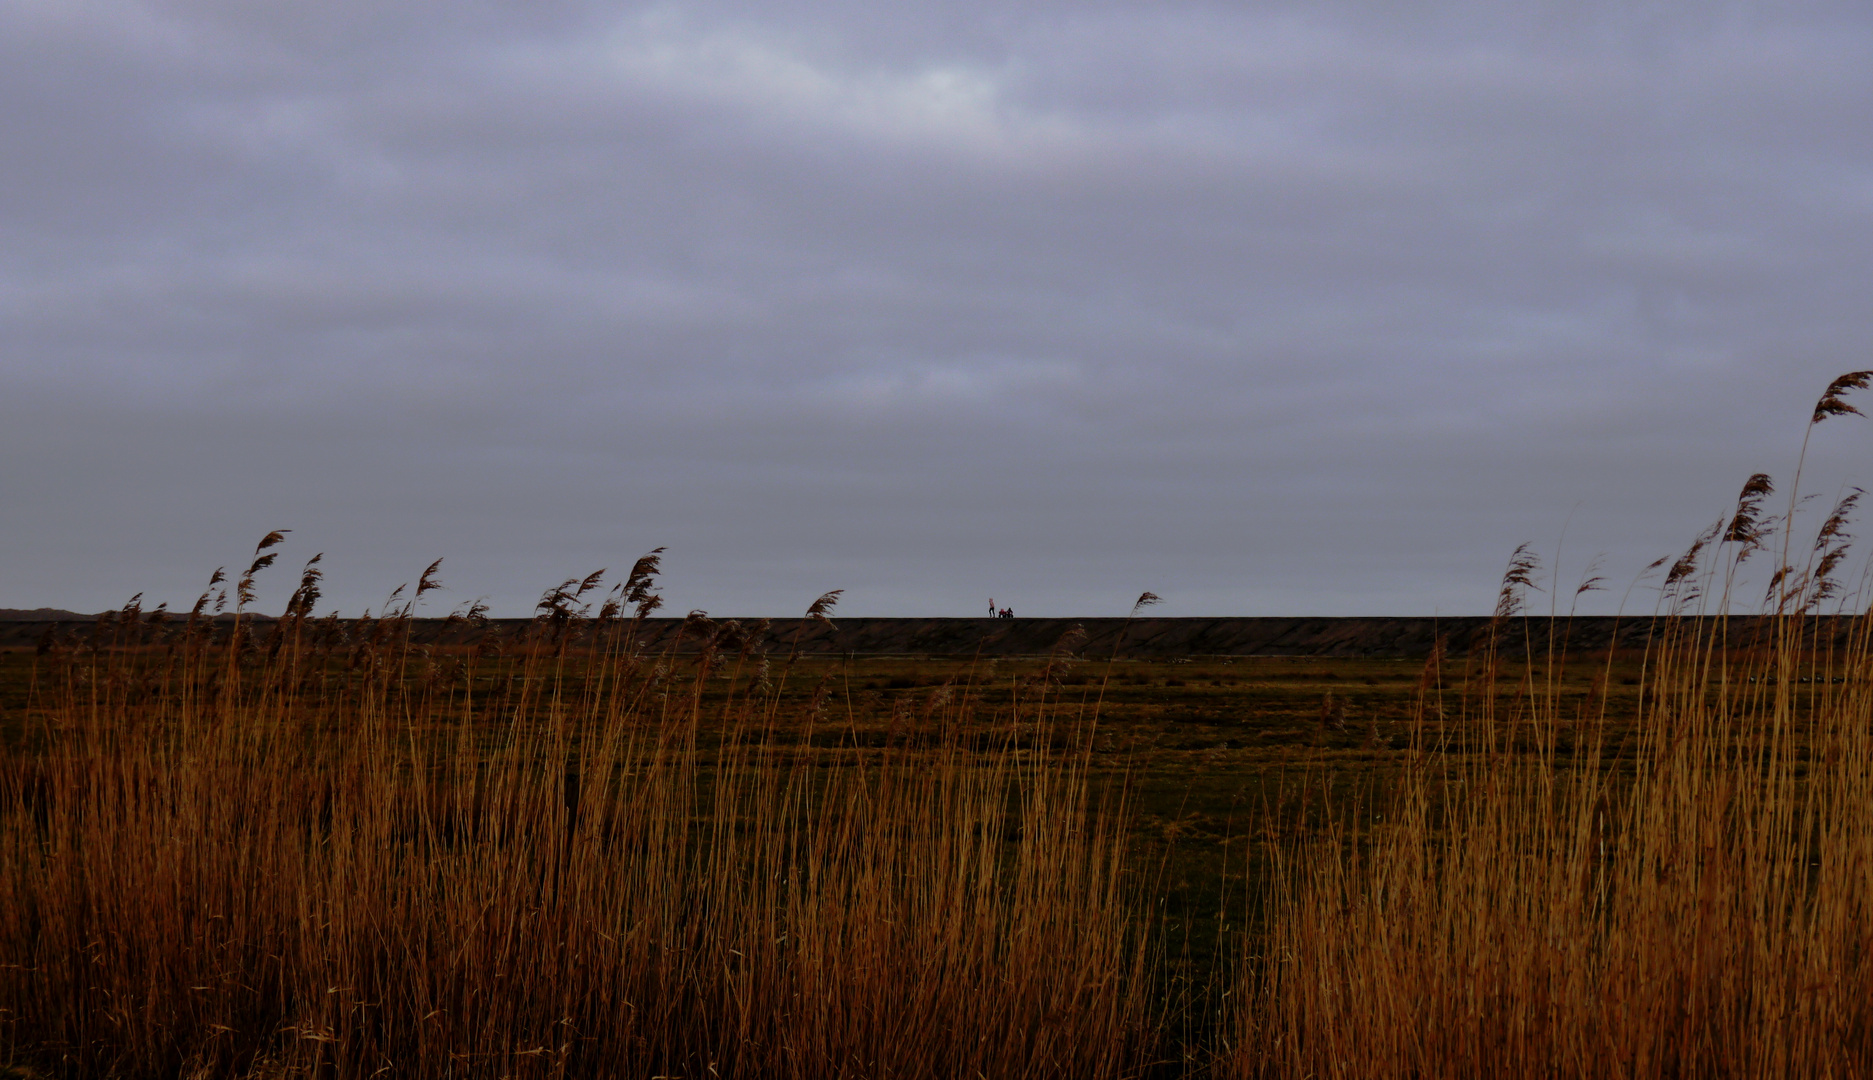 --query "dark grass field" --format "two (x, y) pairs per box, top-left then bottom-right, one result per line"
(0, 636), (1658, 967)
(2, 613), (1847, 1078)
